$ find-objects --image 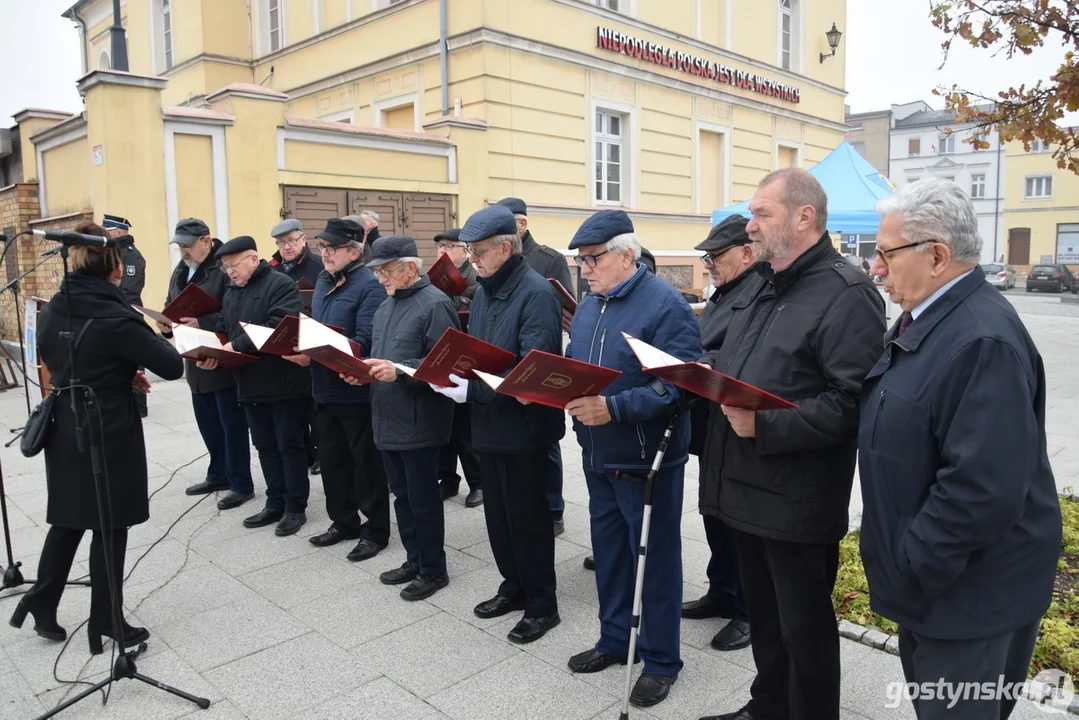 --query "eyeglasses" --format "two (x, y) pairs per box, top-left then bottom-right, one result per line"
(466, 242), (501, 258)
(437, 243), (466, 251)
(220, 255), (256, 272)
(573, 250), (610, 268)
(875, 239), (936, 267)
(274, 235), (305, 248)
(317, 244), (345, 255)
(373, 262), (404, 277)
(700, 246), (738, 269)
